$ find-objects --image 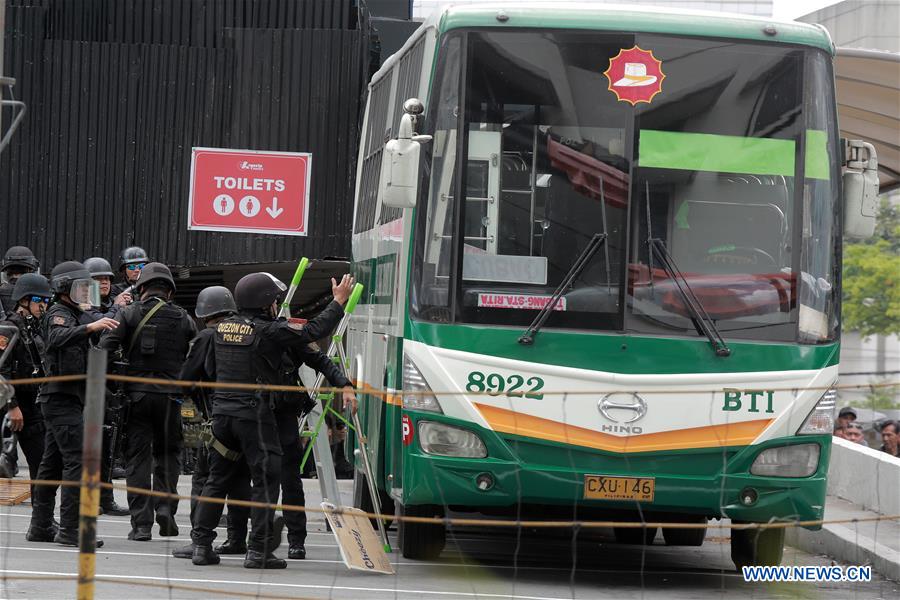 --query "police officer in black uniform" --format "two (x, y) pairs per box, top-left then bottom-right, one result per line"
(78, 256), (132, 514)
(0, 246), (41, 315)
(30, 261), (118, 546)
(110, 246), (149, 299)
(0, 274), (50, 490)
(84, 257), (132, 319)
(172, 285), (277, 560)
(100, 263), (197, 541)
(217, 341), (355, 560)
(190, 272), (354, 568)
